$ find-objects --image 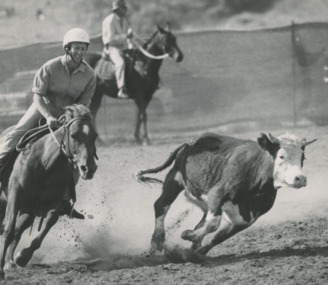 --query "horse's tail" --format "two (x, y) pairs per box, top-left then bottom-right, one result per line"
(137, 143), (188, 185)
